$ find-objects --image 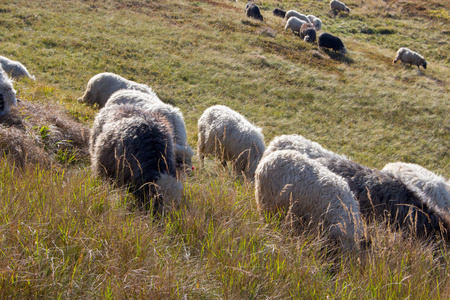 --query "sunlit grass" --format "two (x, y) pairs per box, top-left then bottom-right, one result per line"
(0, 0), (449, 298)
